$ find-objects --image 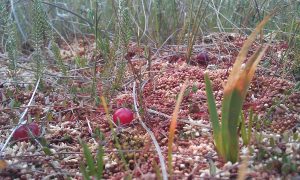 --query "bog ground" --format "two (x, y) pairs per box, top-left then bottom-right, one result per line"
(1, 0), (300, 179)
(0, 33), (299, 179)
